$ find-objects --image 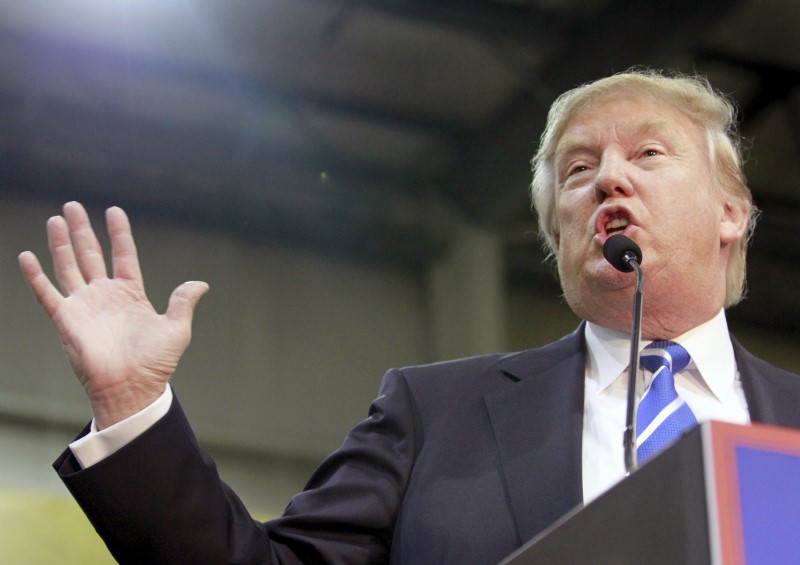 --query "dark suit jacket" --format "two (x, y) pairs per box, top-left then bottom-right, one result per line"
(54, 326), (800, 564)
